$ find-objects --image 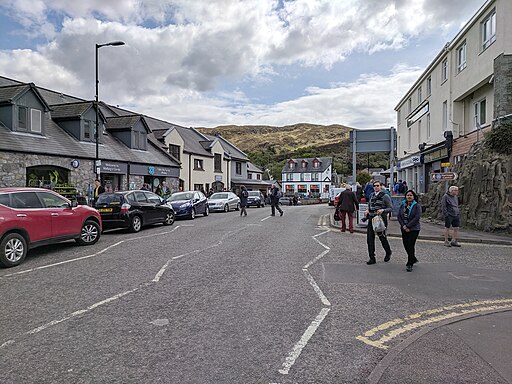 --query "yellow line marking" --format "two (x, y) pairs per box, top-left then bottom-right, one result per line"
(357, 299), (512, 350)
